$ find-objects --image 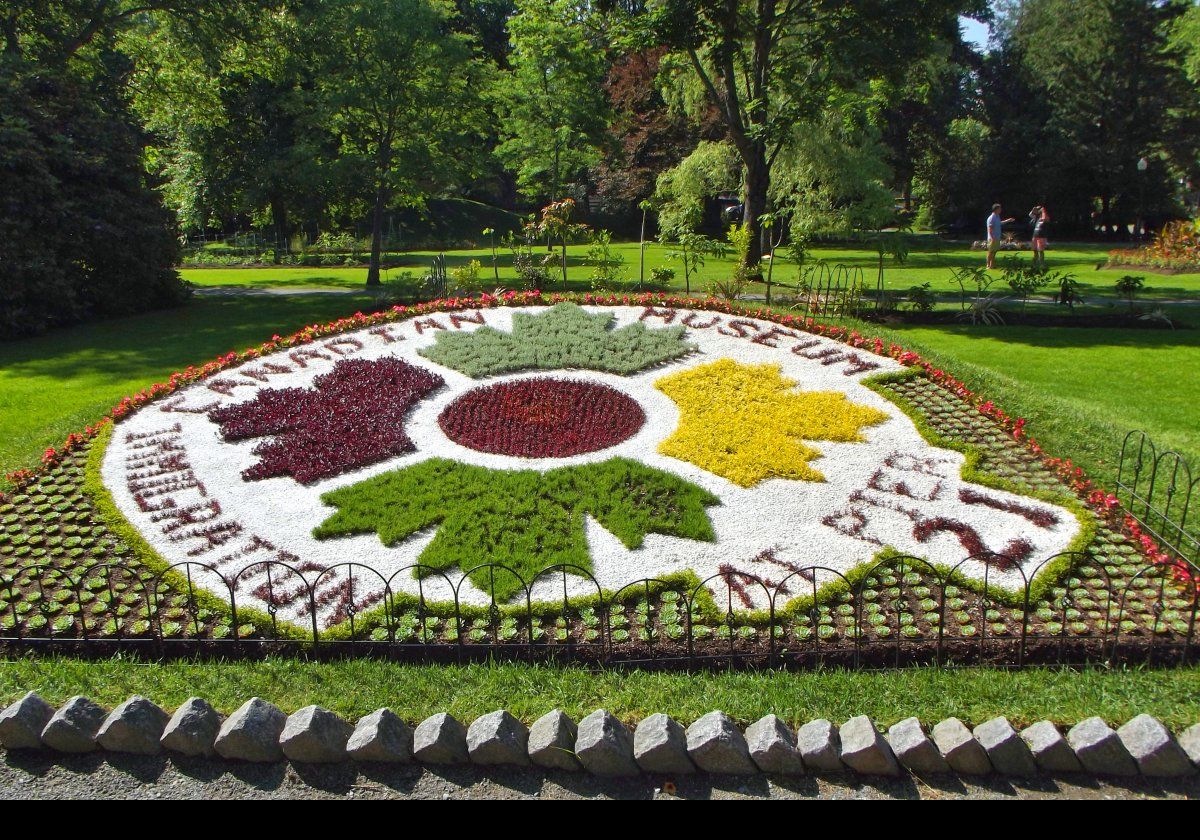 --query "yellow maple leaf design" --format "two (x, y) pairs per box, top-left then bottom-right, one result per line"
(655, 359), (889, 487)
